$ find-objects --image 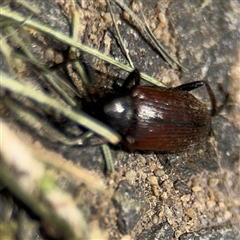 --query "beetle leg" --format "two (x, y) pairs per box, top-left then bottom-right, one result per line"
(120, 69), (141, 93)
(175, 81), (217, 116)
